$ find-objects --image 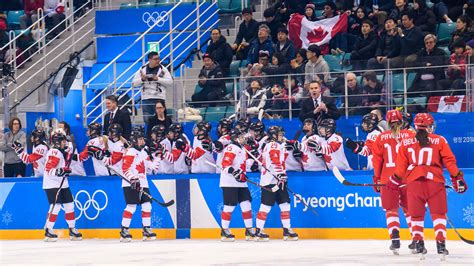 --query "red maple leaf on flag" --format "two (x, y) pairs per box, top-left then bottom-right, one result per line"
(307, 26), (329, 43)
(443, 95), (459, 105)
(135, 161), (145, 174)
